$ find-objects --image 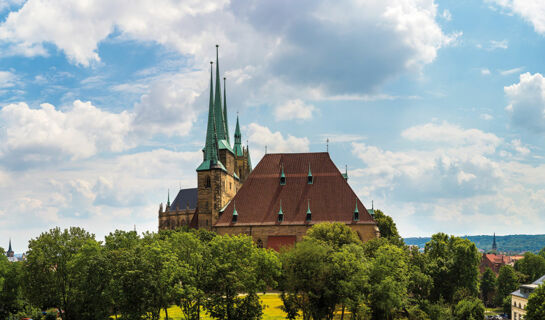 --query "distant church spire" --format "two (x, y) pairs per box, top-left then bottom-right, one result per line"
(7, 238), (14, 258)
(492, 232), (497, 251)
(234, 115), (243, 156)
